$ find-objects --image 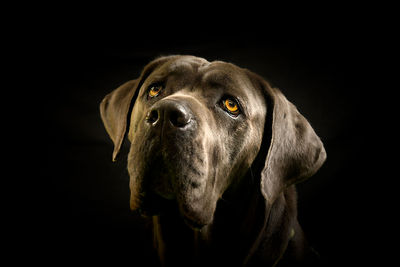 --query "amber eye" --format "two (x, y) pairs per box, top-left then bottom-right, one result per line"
(222, 98), (240, 116)
(148, 83), (163, 98)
